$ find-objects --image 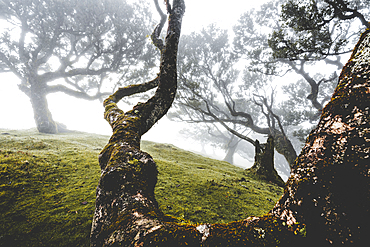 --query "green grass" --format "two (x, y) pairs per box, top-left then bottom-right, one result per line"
(0, 129), (283, 247)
